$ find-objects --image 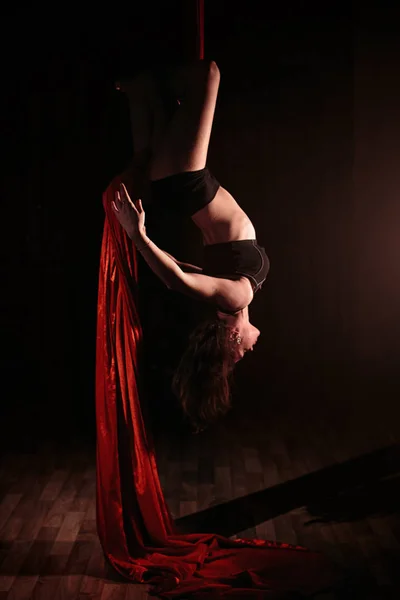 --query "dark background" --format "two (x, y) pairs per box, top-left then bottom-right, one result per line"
(1, 1), (400, 448)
